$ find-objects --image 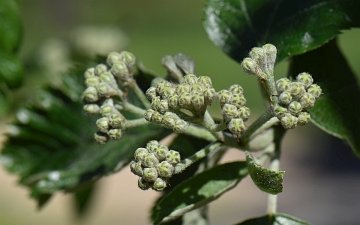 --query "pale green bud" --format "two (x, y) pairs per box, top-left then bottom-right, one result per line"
(229, 84), (244, 95)
(203, 88), (217, 105)
(162, 112), (178, 129)
(273, 105), (287, 118)
(231, 94), (246, 108)
(288, 101), (302, 116)
(228, 118), (245, 135)
(173, 119), (188, 133)
(276, 78), (291, 92)
(157, 161), (174, 178)
(84, 104), (100, 114)
(151, 96), (161, 111)
(166, 150), (181, 165)
(152, 178), (167, 191)
(97, 82), (116, 97)
(120, 51), (136, 72)
(197, 76), (212, 88)
(94, 64), (107, 76)
(217, 89), (233, 105)
(263, 43), (277, 66)
(154, 145), (169, 161)
(183, 74), (197, 85)
(238, 106), (251, 120)
(178, 93), (192, 109)
(289, 82), (306, 99)
(107, 129), (122, 139)
(279, 91), (292, 105)
(222, 104), (239, 122)
(176, 83), (191, 95)
(168, 95), (179, 109)
(241, 57), (257, 75)
(280, 113), (298, 129)
(190, 83), (203, 95)
(94, 132), (109, 144)
(130, 161), (143, 176)
(134, 147), (149, 162)
(138, 177), (152, 190)
(156, 81), (172, 97)
(307, 84), (322, 98)
(109, 113), (125, 128)
(300, 93), (316, 109)
(100, 104), (114, 117)
(110, 61), (130, 80)
(96, 117), (110, 133)
(144, 109), (156, 122)
(296, 72), (313, 88)
(85, 76), (100, 87)
(191, 94), (205, 112)
(146, 140), (159, 153)
(143, 167), (158, 182)
(143, 153), (159, 168)
(106, 52), (122, 67)
(152, 112), (164, 124)
(297, 112), (311, 125)
(99, 71), (116, 84)
(249, 47), (266, 65)
(83, 86), (99, 103)
(84, 68), (95, 79)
